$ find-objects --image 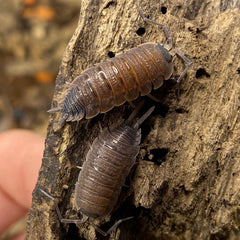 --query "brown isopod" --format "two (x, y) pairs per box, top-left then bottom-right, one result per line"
(41, 105), (155, 236)
(48, 5), (192, 128)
